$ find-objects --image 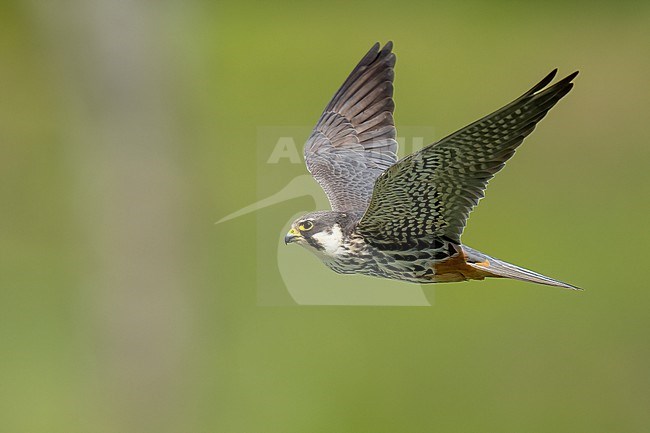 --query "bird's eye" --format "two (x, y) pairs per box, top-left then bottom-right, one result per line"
(299, 221), (314, 231)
